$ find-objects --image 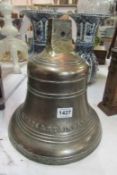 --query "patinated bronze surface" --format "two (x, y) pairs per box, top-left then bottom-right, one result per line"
(0, 66), (5, 110)
(98, 48), (117, 116)
(9, 19), (102, 165)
